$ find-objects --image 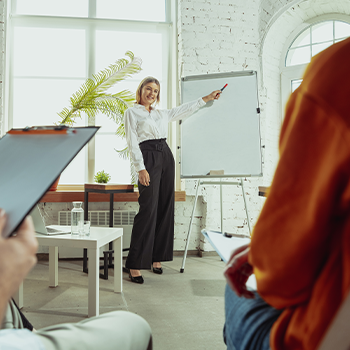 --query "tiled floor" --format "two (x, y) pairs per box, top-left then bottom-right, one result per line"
(22, 255), (227, 350)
